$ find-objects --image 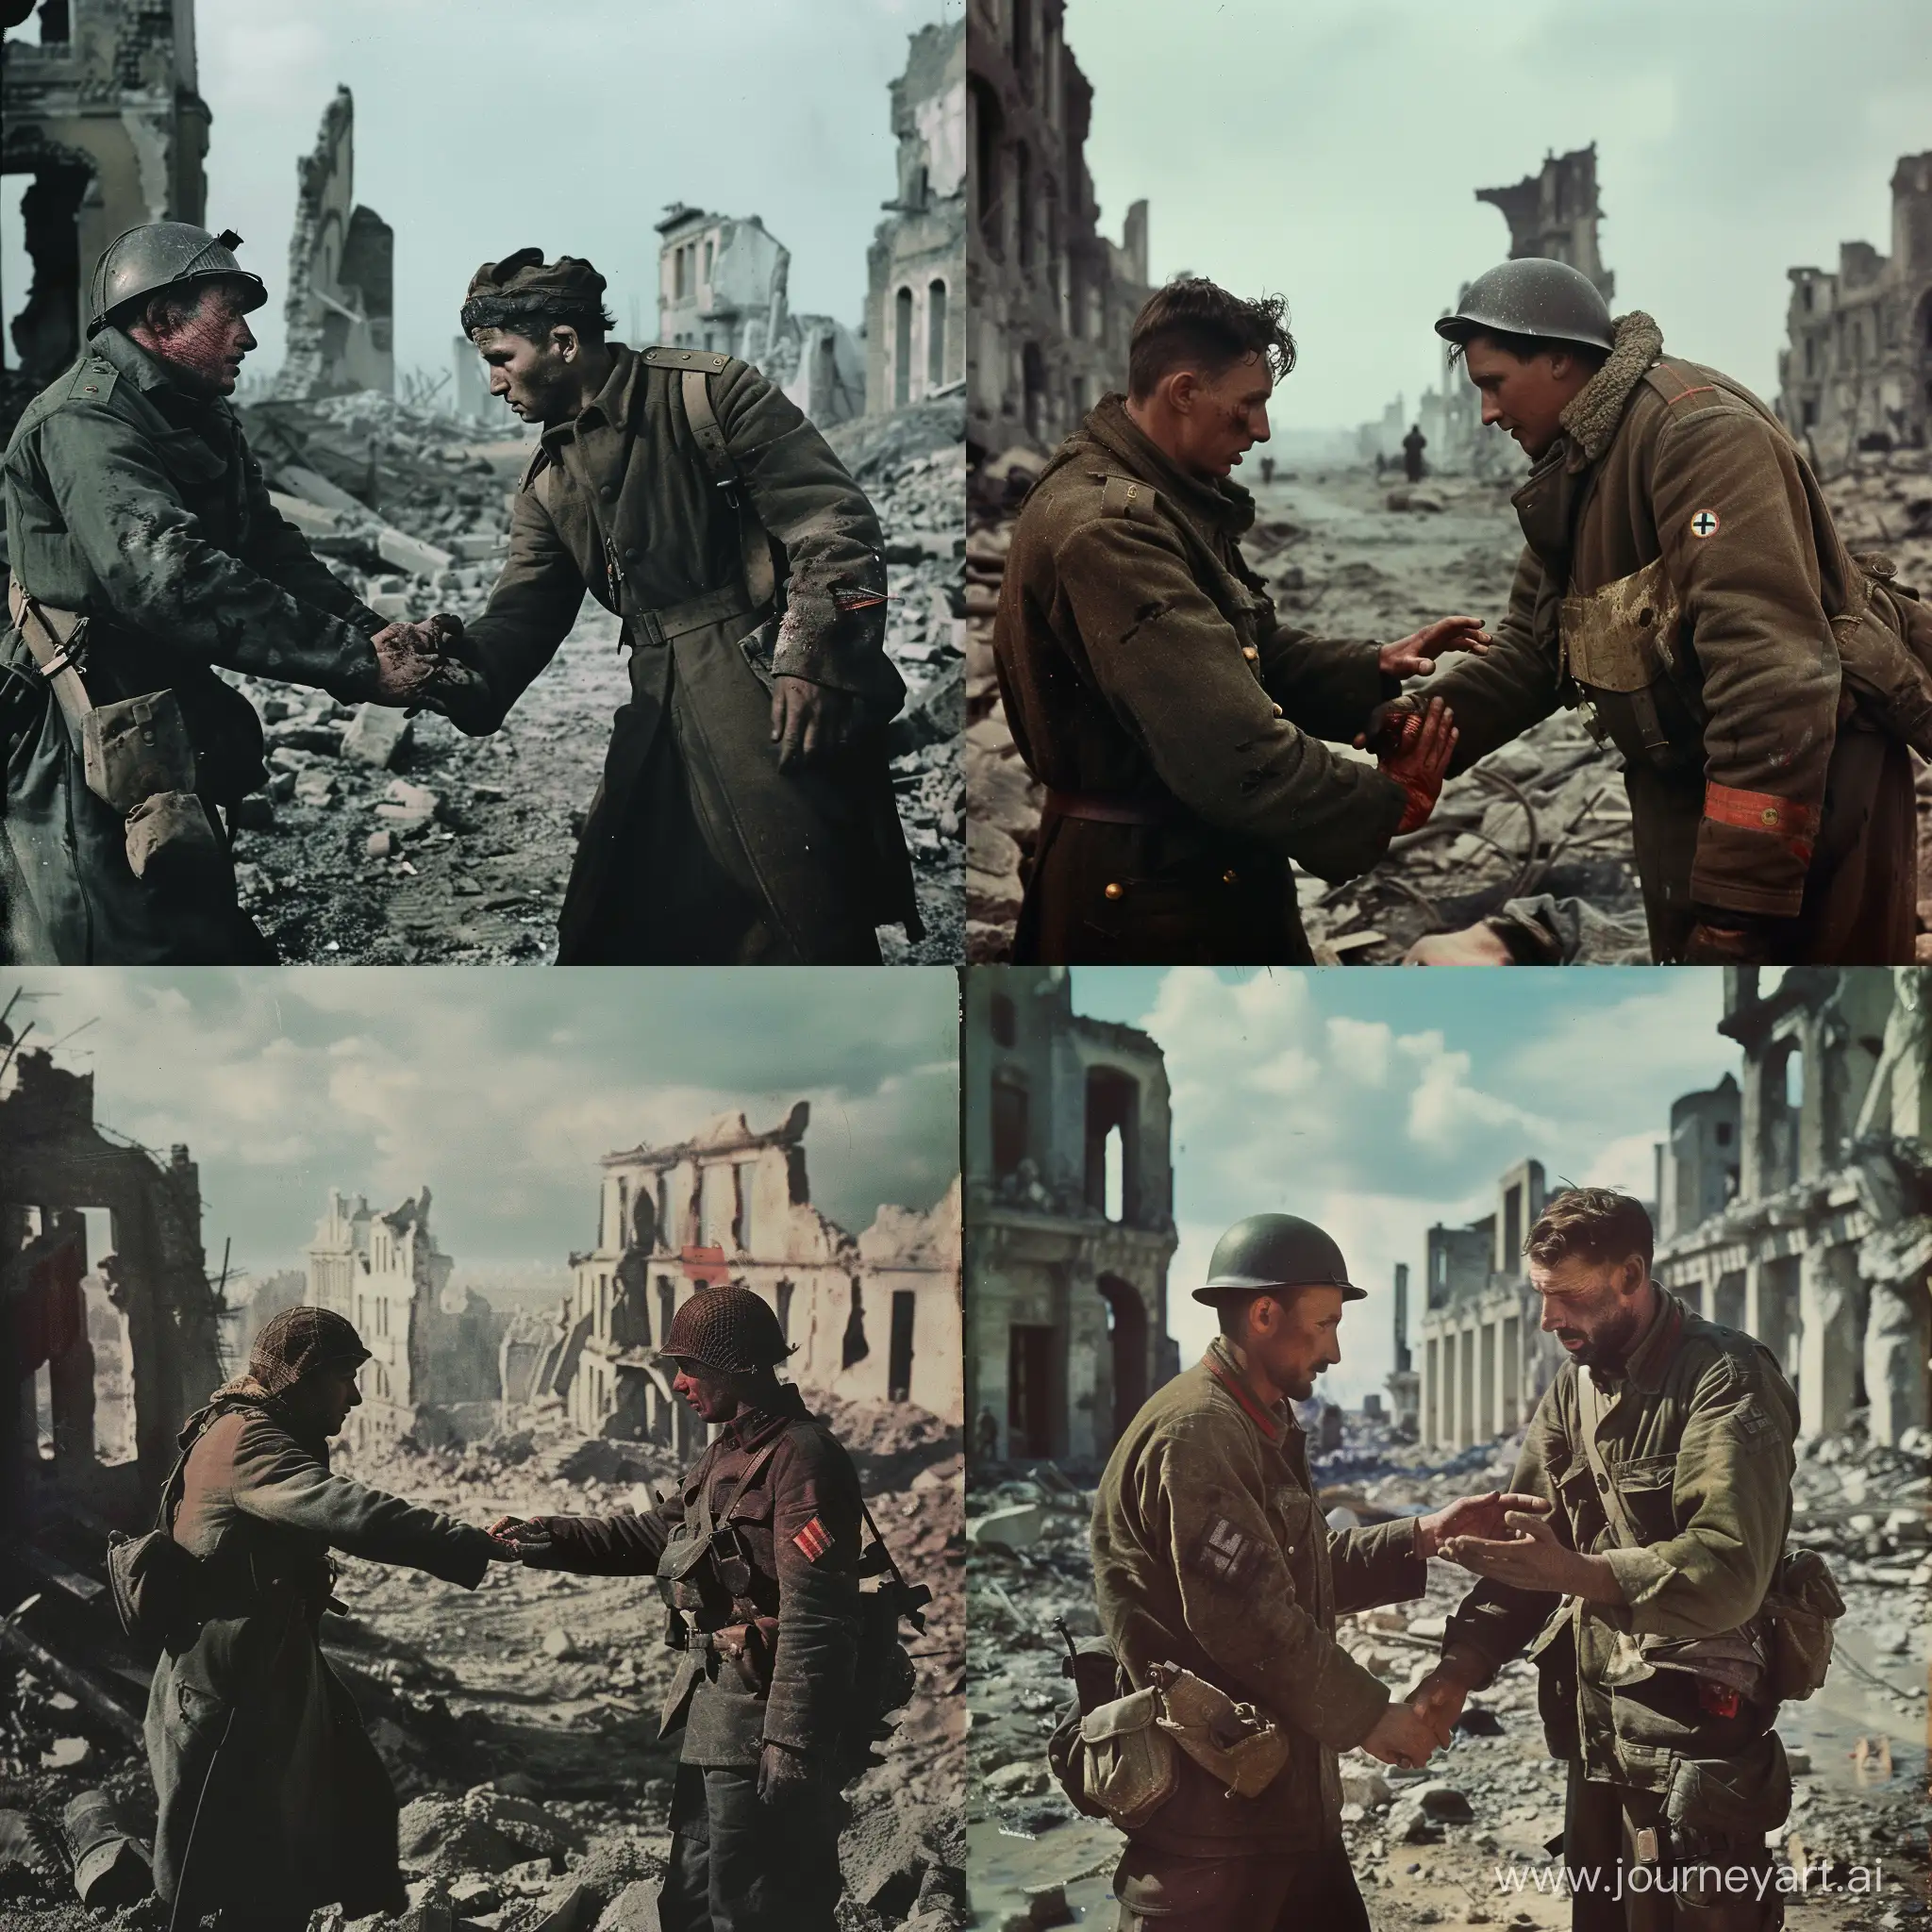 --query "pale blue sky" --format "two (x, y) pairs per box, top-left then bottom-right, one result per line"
(1064, 0), (1929, 430)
